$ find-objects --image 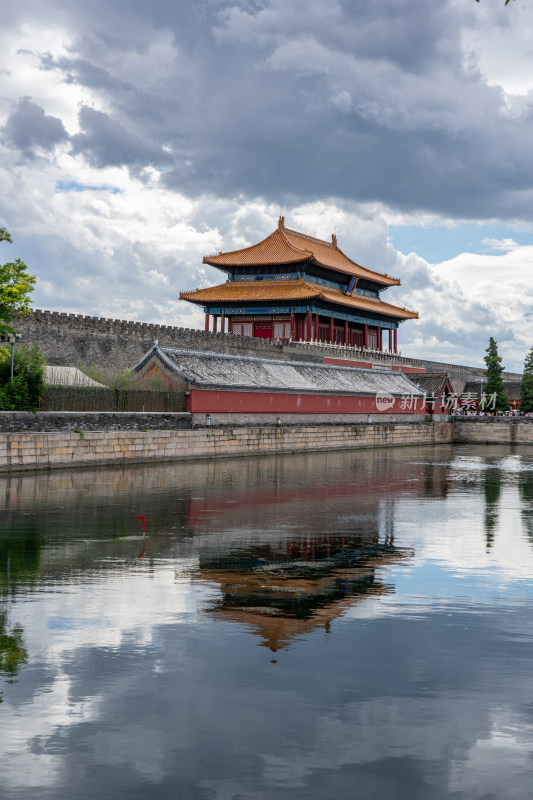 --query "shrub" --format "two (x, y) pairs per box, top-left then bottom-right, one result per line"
(0, 343), (46, 410)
